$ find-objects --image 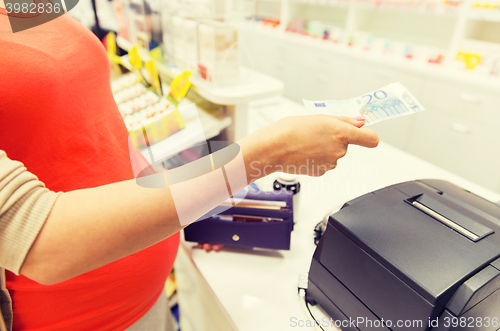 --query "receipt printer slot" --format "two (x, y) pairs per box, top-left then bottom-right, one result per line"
(406, 194), (494, 242)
